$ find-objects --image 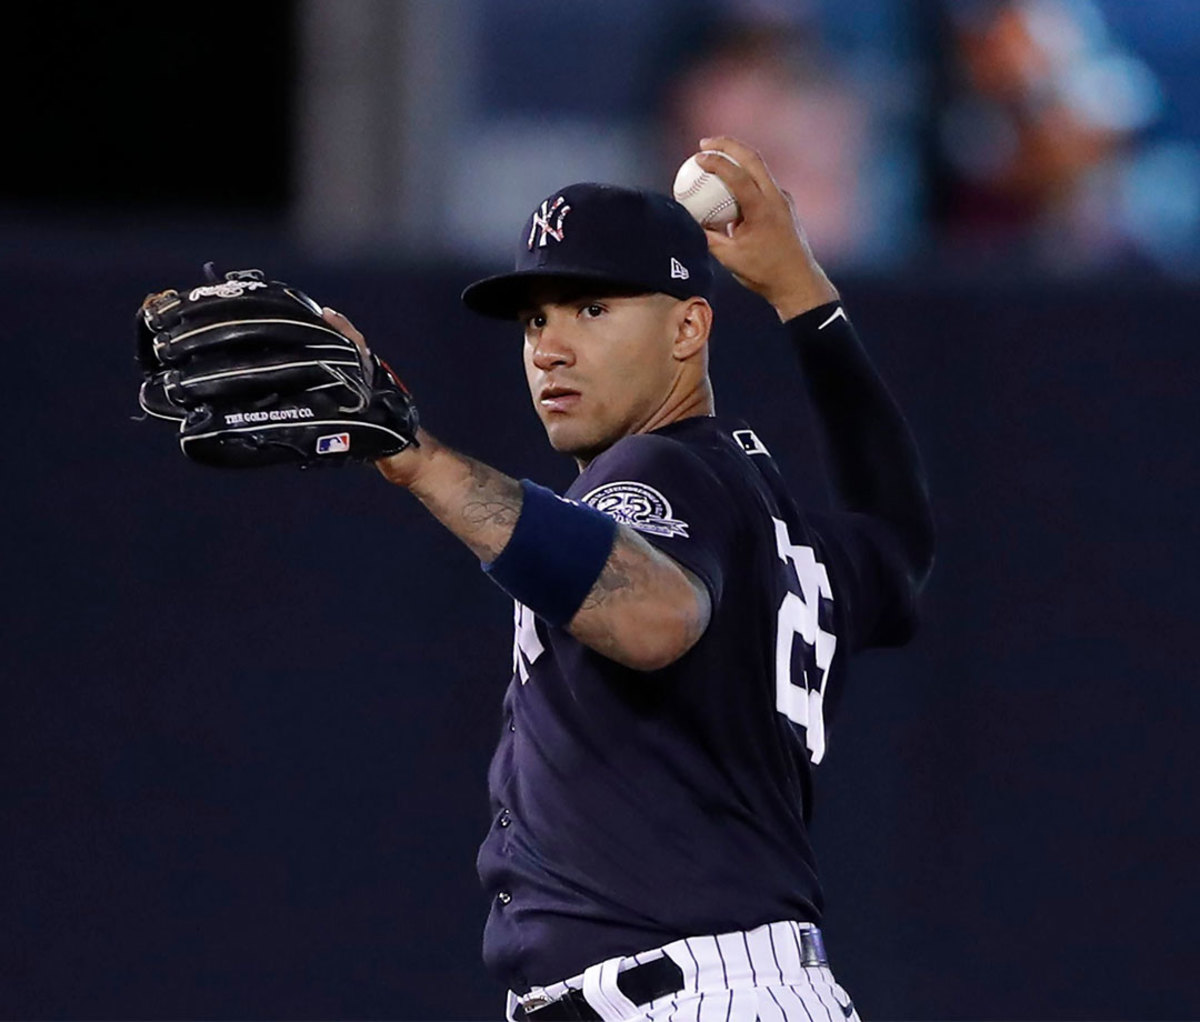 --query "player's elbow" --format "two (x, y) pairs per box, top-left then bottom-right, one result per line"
(616, 636), (688, 673)
(611, 632), (694, 673)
